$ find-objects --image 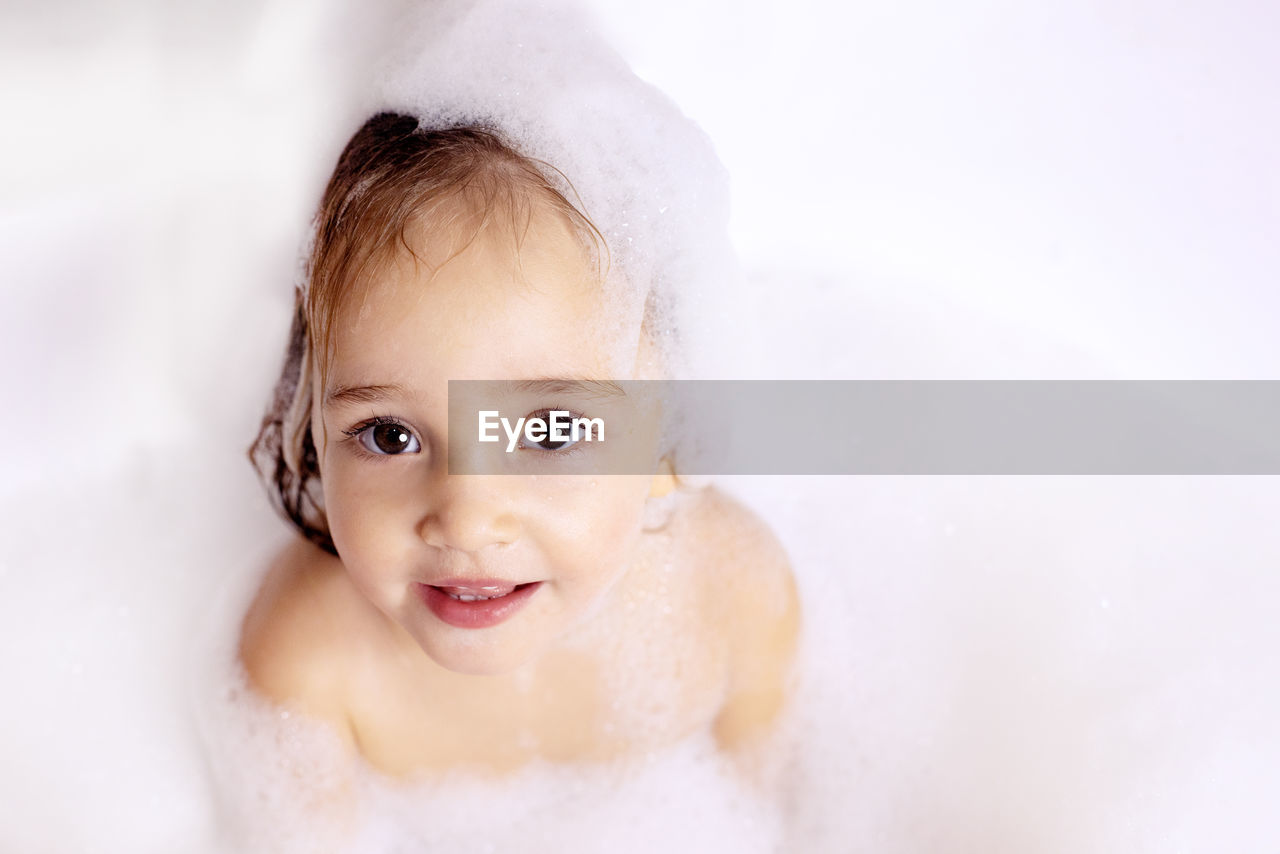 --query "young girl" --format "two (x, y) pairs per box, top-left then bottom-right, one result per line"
(238, 111), (801, 806)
